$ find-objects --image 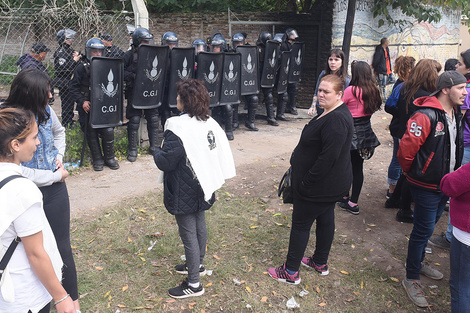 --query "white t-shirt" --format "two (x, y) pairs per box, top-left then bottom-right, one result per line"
(0, 163), (62, 313)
